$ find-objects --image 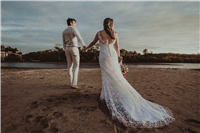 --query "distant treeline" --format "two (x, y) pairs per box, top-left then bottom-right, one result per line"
(3, 44), (200, 63)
